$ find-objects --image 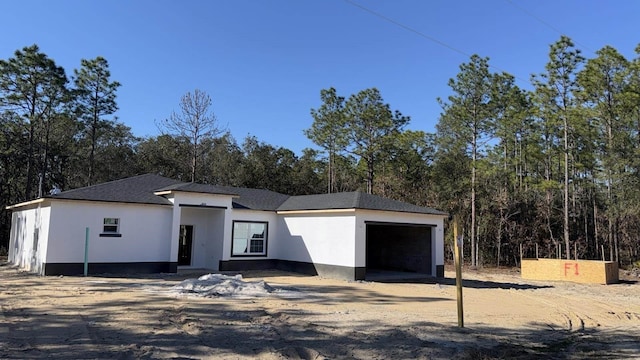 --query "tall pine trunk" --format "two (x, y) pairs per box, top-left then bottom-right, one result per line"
(88, 80), (100, 186)
(563, 115), (570, 259)
(471, 122), (478, 267)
